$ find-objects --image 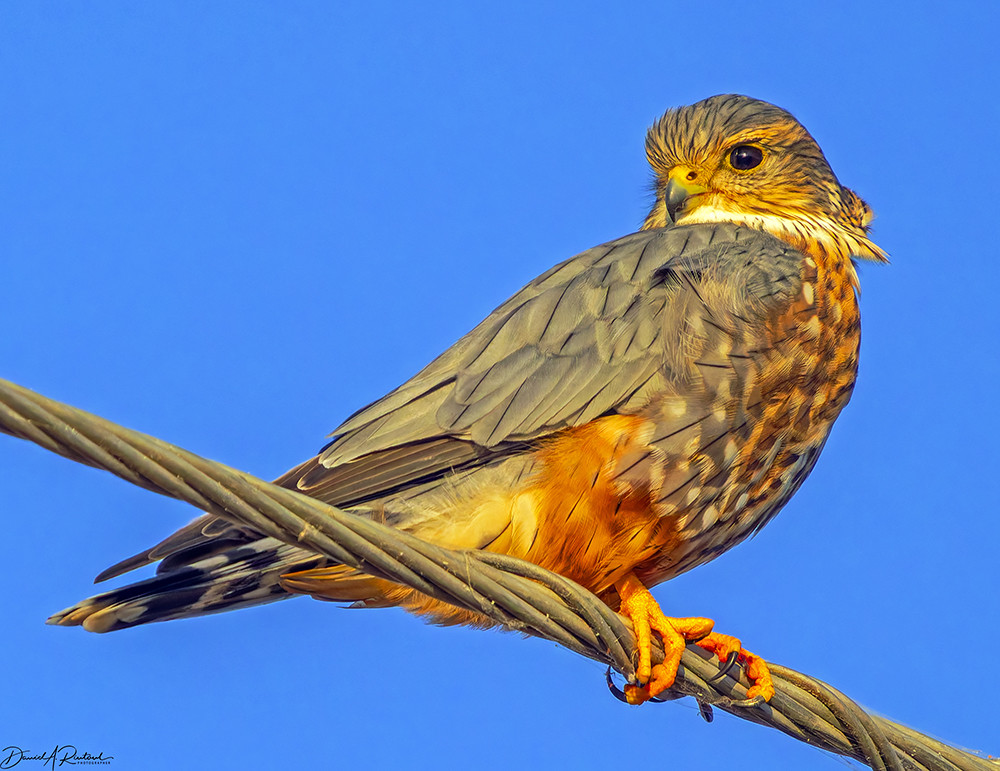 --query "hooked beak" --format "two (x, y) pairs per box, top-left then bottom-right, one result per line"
(664, 169), (709, 223)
